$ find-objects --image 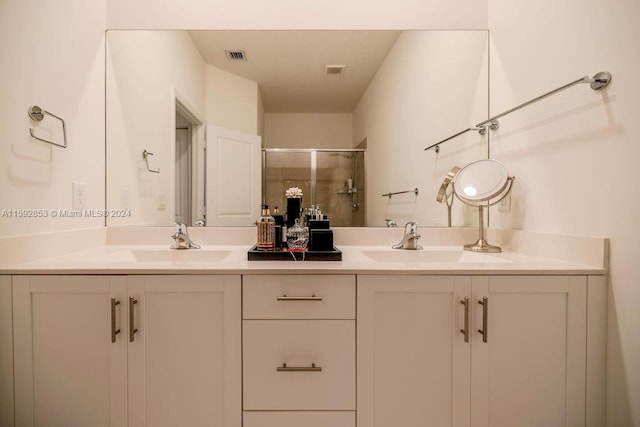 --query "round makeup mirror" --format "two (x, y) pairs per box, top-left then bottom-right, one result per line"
(452, 159), (514, 253)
